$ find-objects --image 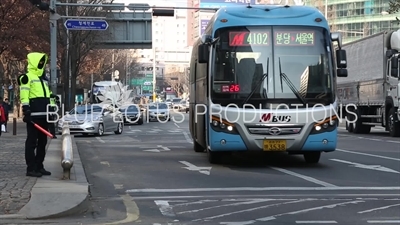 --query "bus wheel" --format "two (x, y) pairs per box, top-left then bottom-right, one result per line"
(208, 150), (223, 164)
(193, 141), (204, 152)
(304, 152), (321, 164)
